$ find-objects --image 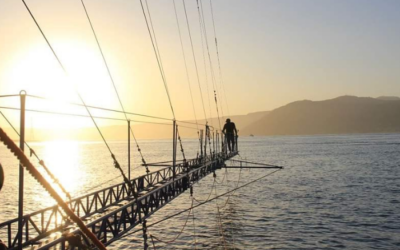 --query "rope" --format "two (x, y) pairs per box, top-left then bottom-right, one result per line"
(172, 0), (199, 132)
(191, 196), (197, 249)
(196, 1), (214, 125)
(22, 0), (136, 197)
(209, 0), (230, 117)
(0, 106), (173, 125)
(196, 0), (222, 131)
(0, 110), (71, 200)
(22, 0), (111, 152)
(149, 198), (194, 244)
(80, 0), (149, 177)
(116, 168), (282, 241)
(26, 94), (172, 121)
(220, 164), (242, 208)
(213, 181), (227, 249)
(139, 0), (176, 120)
(182, 0), (208, 122)
(192, 177), (216, 203)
